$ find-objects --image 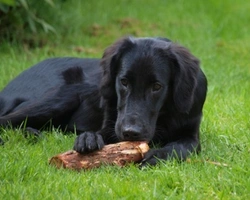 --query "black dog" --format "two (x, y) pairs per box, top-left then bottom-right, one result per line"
(0, 37), (207, 166)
